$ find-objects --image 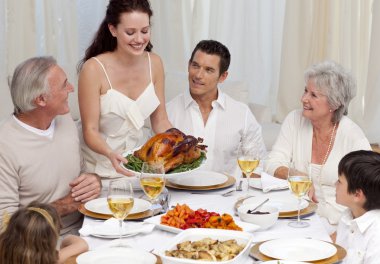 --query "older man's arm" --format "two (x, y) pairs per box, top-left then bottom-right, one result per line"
(51, 173), (101, 216)
(0, 155), (20, 230)
(51, 194), (81, 217)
